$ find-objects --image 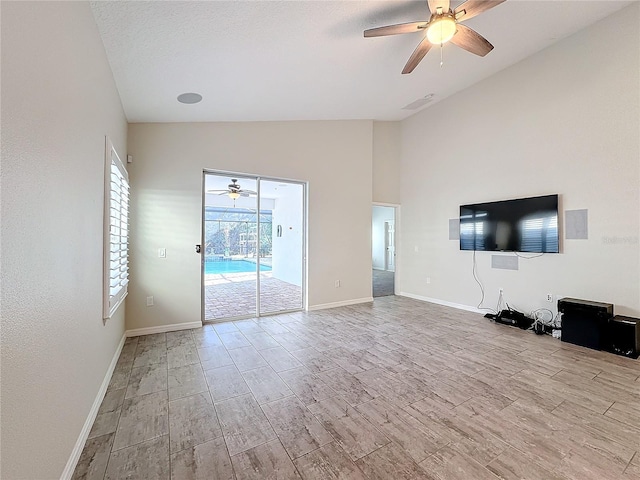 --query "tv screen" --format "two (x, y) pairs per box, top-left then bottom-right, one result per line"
(460, 194), (559, 253)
